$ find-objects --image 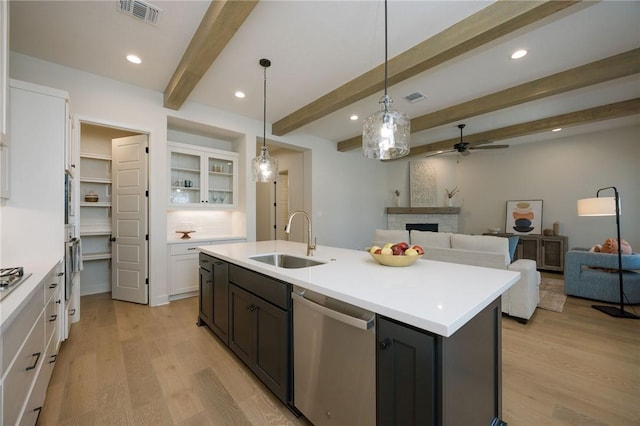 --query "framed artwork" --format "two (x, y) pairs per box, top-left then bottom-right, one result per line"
(506, 200), (543, 235)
